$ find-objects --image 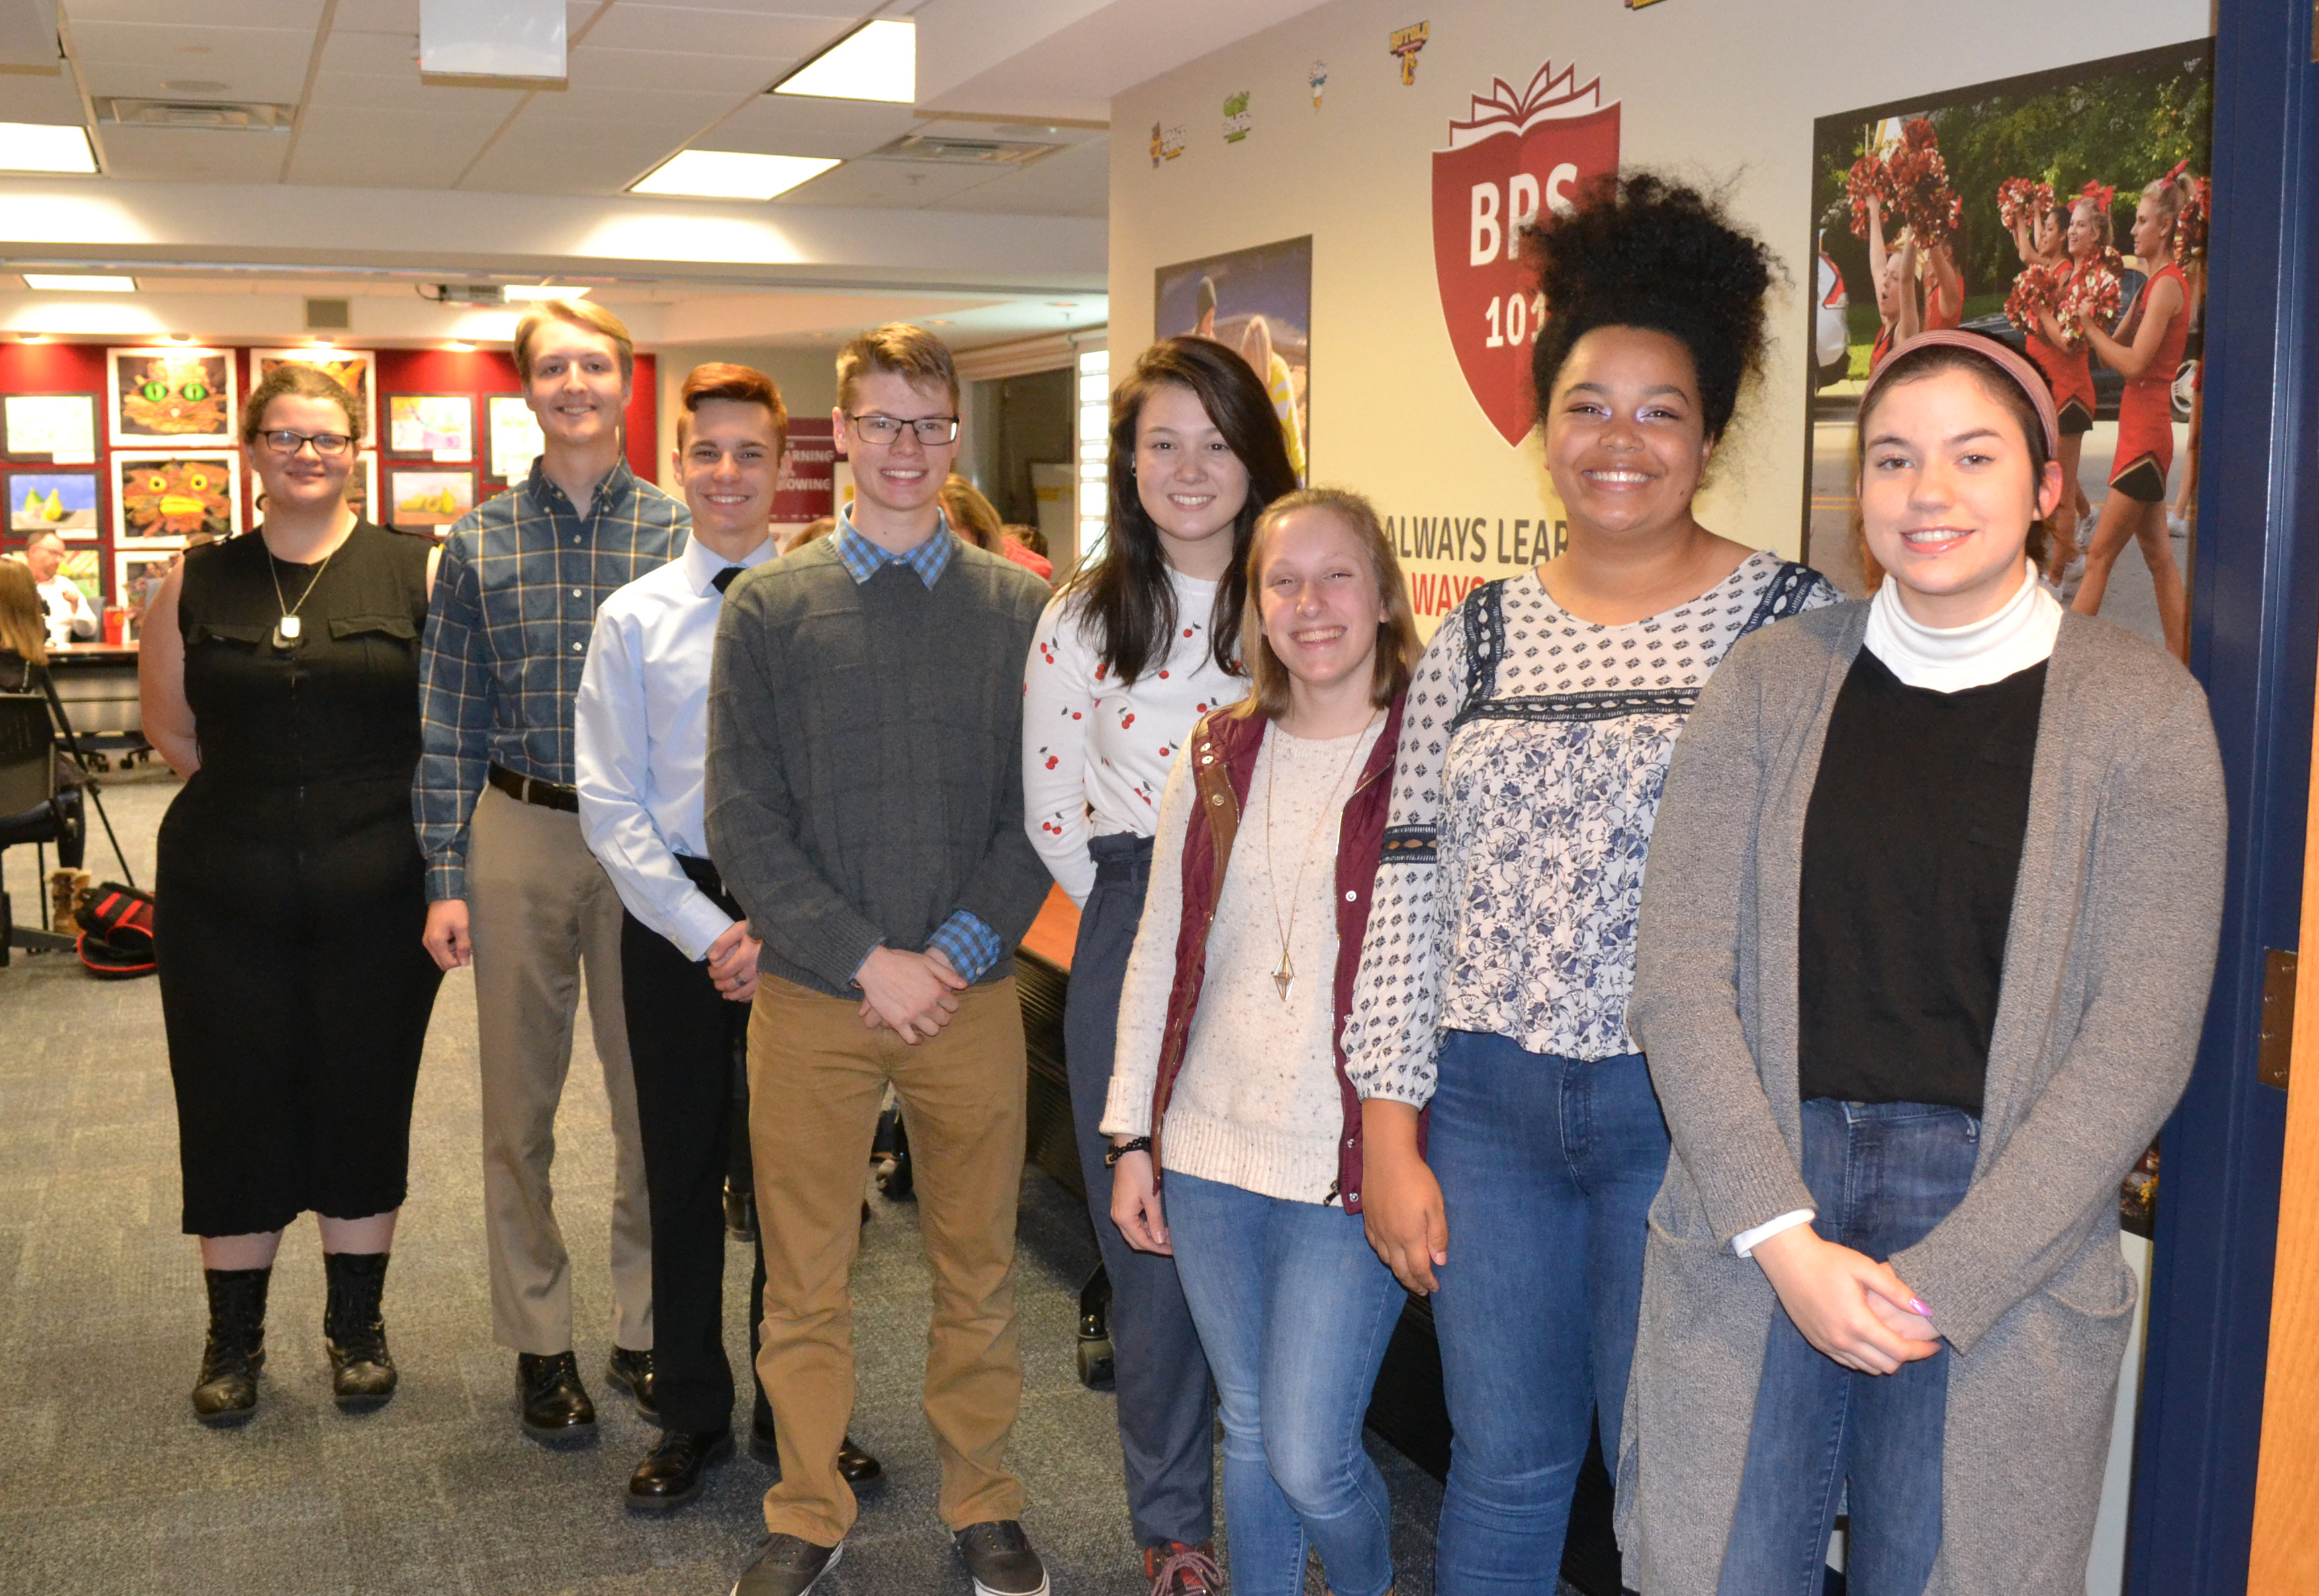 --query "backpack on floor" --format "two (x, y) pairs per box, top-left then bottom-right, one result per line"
(75, 881), (156, 979)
